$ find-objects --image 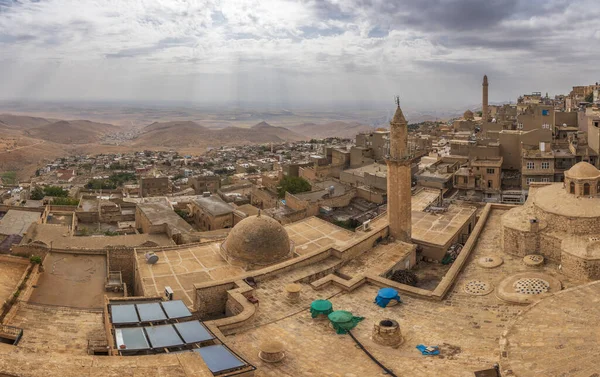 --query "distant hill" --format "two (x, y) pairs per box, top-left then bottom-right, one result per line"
(0, 114), (56, 129)
(26, 120), (119, 144)
(290, 121), (373, 139)
(249, 121), (305, 141)
(133, 120), (304, 148)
